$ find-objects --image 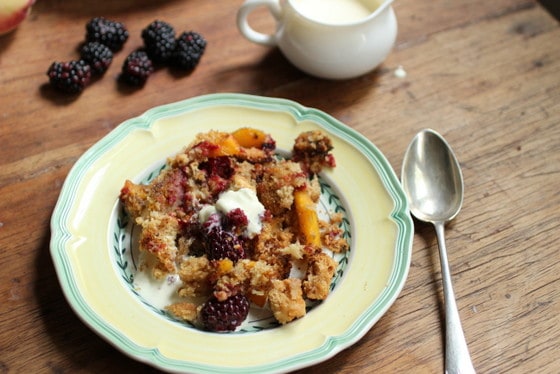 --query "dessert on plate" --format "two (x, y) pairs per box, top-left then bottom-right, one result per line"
(119, 127), (349, 332)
